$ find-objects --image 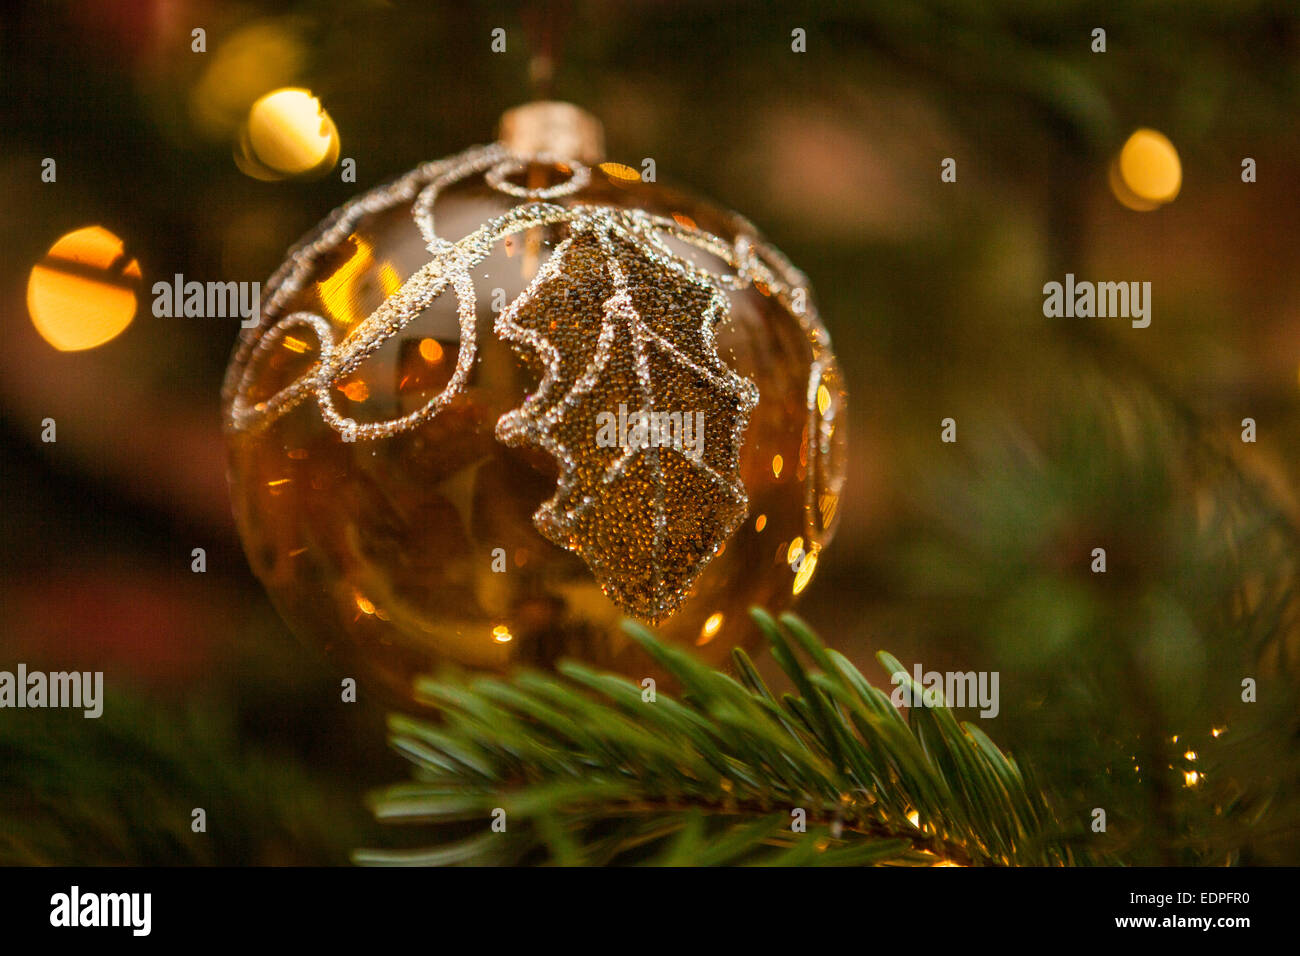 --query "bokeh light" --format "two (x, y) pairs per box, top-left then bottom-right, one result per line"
(1110, 128), (1182, 211)
(792, 544), (820, 595)
(696, 612), (724, 645)
(190, 20), (307, 138)
(27, 226), (140, 351)
(235, 88), (340, 181)
(599, 161), (640, 182)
